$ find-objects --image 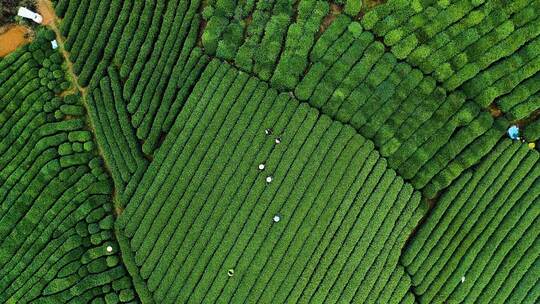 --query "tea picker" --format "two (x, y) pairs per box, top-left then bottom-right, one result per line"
(507, 125), (520, 140)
